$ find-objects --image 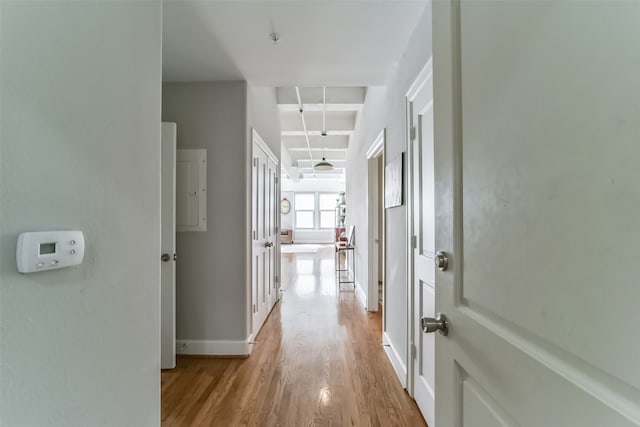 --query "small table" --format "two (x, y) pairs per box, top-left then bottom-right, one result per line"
(335, 242), (355, 288)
